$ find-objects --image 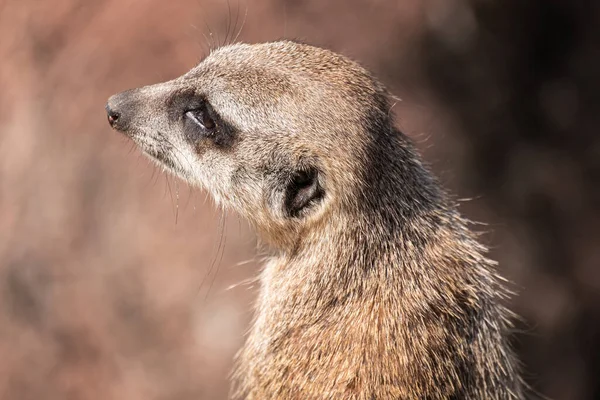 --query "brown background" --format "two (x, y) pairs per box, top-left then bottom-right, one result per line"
(1, 1), (598, 399)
